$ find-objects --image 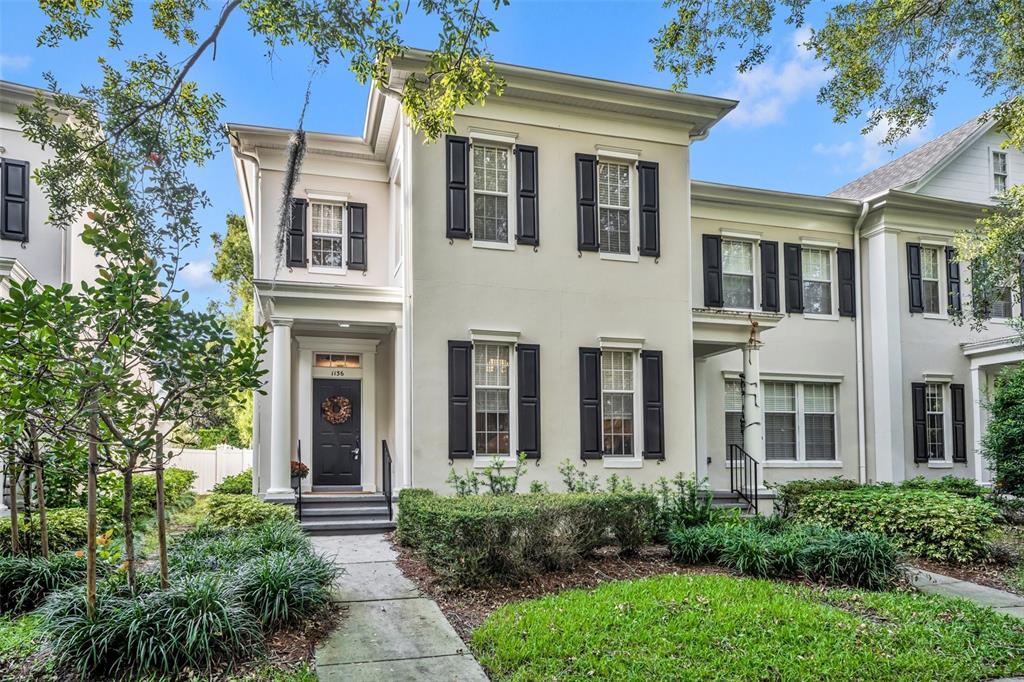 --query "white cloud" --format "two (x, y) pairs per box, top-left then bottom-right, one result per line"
(179, 260), (215, 289)
(721, 27), (827, 127)
(0, 54), (32, 72)
(812, 141), (856, 158)
(812, 118), (932, 173)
